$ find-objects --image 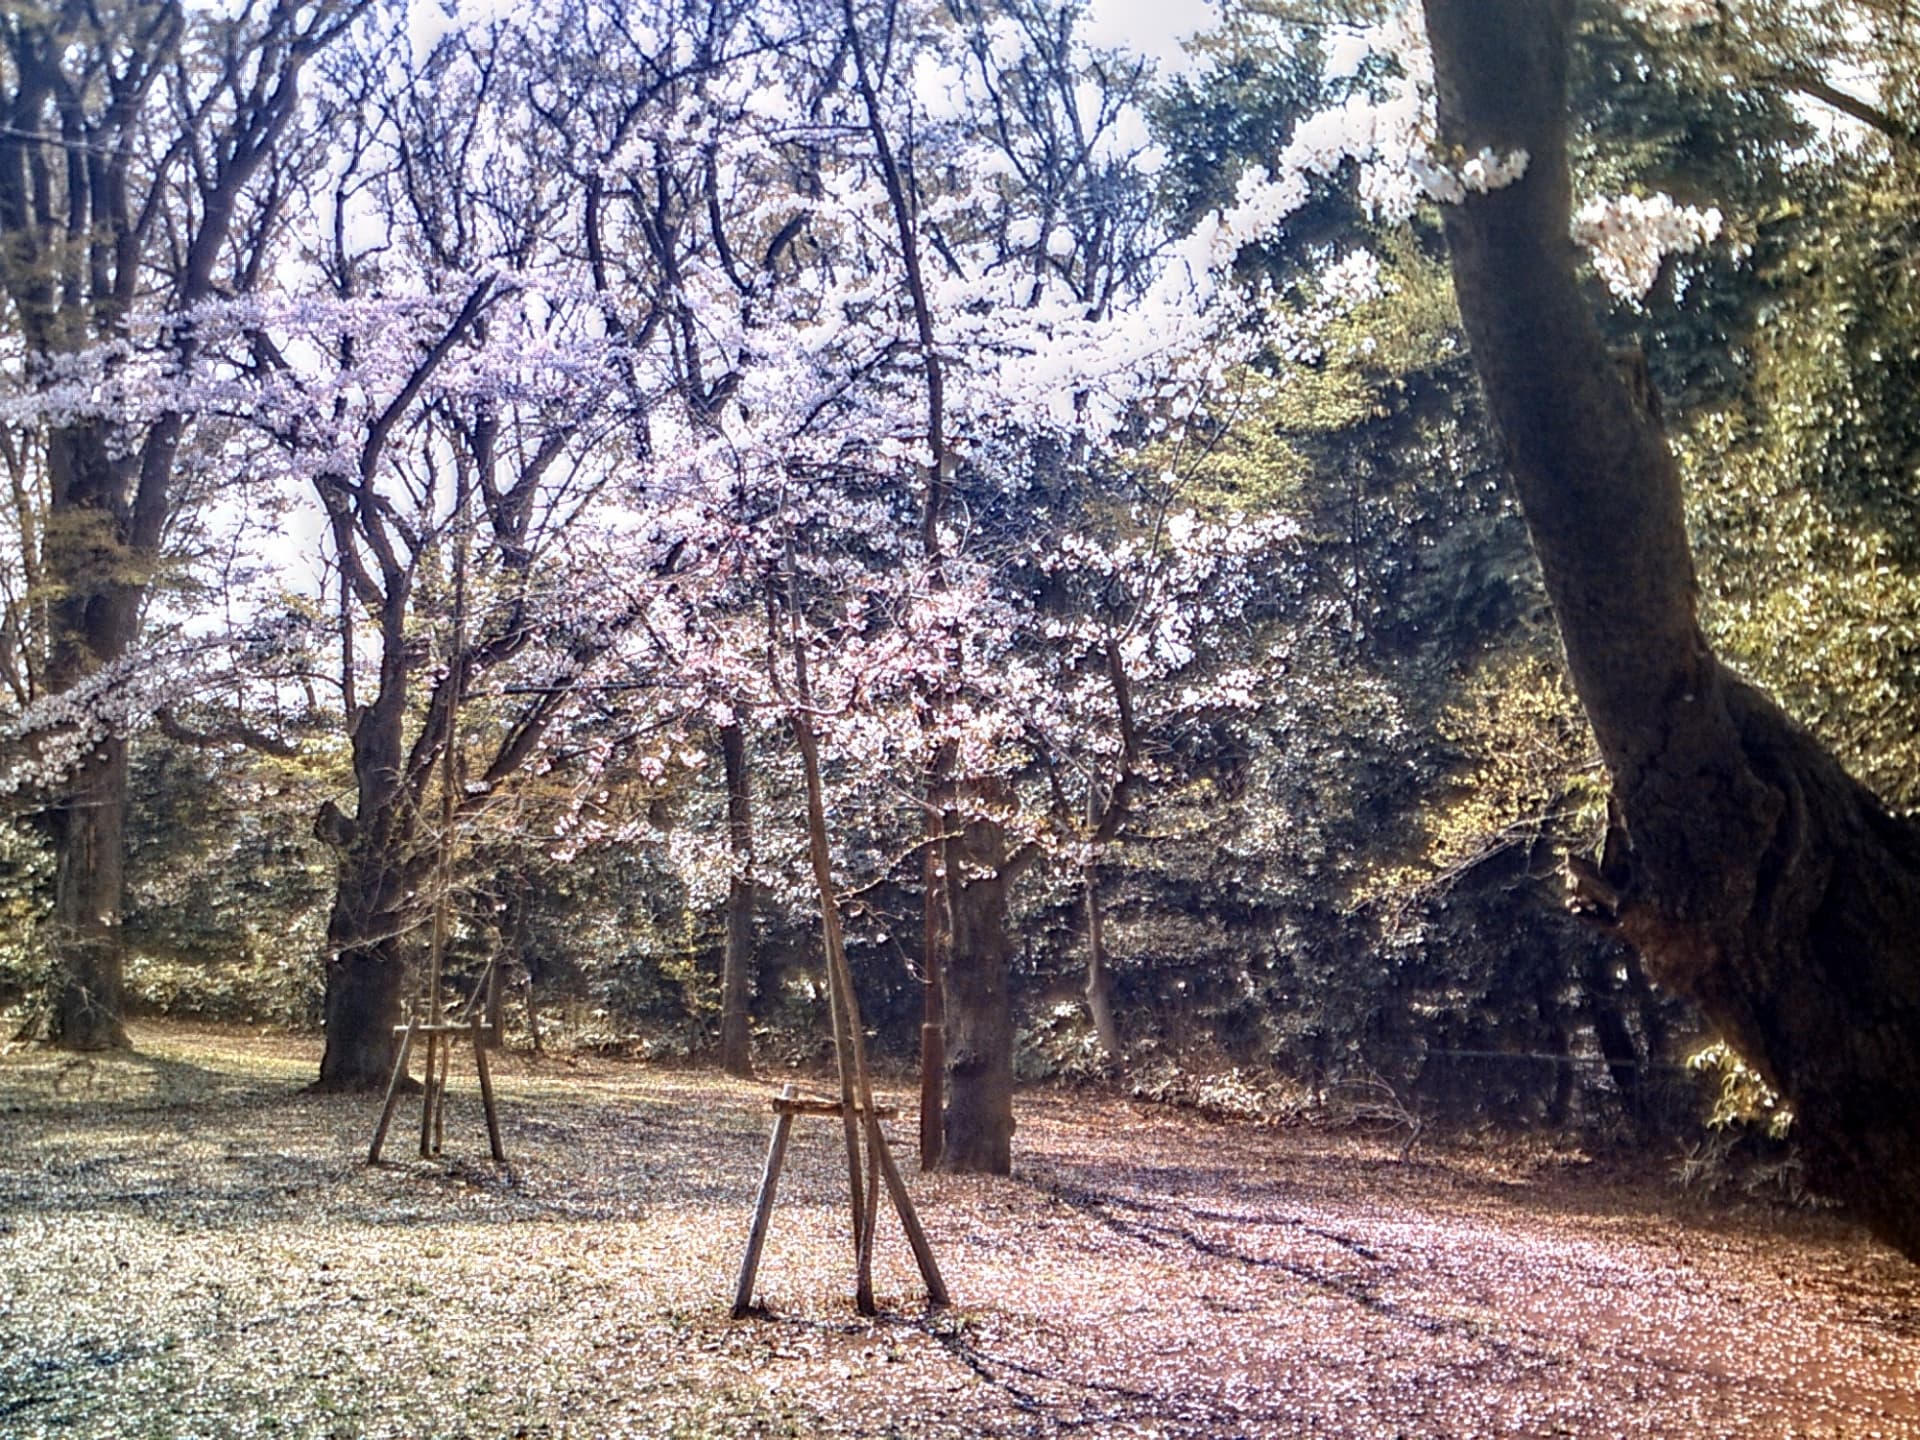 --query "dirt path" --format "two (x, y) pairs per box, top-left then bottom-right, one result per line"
(1, 1024), (1914, 1438)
